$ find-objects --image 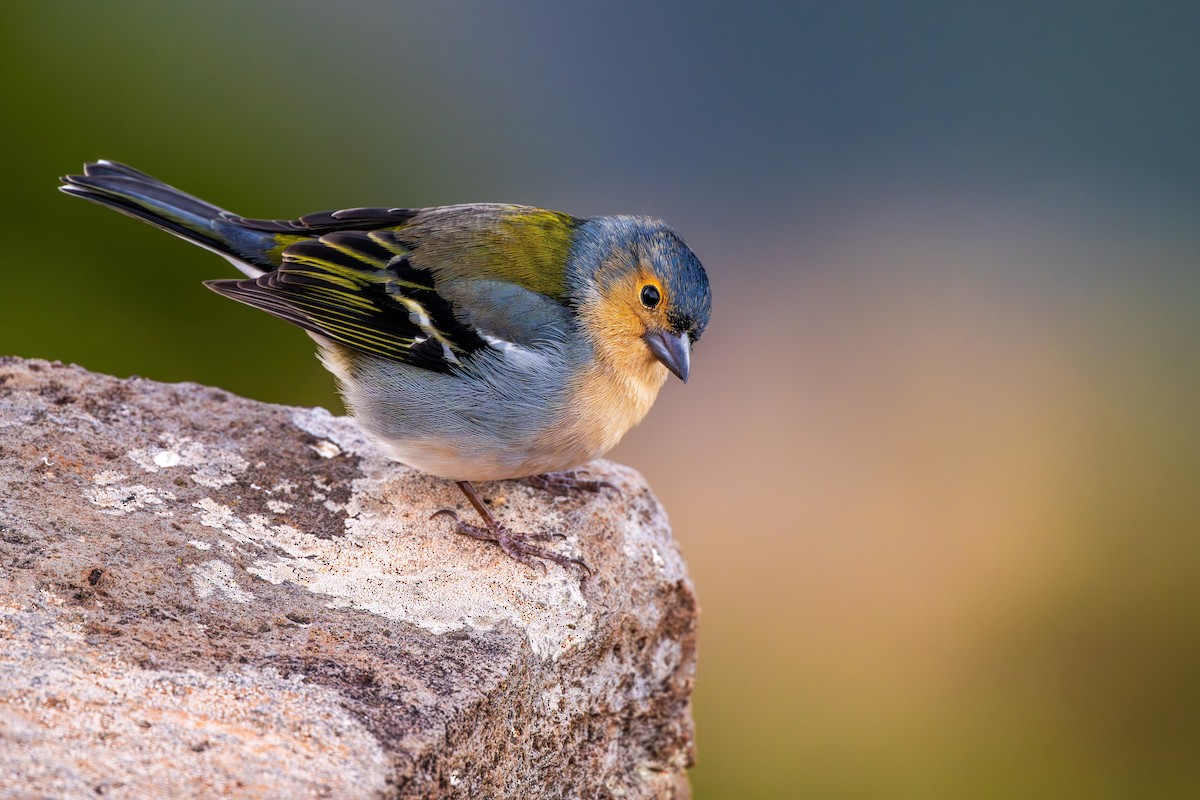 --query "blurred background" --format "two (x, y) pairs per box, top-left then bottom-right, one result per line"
(4, 2), (1199, 796)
